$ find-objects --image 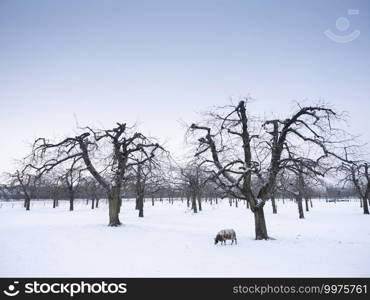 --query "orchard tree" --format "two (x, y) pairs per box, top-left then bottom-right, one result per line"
(131, 135), (168, 217)
(179, 162), (207, 213)
(146, 170), (167, 206)
(339, 154), (370, 214)
(61, 157), (84, 211)
(81, 176), (103, 209)
(0, 183), (11, 201)
(29, 123), (164, 226)
(44, 171), (63, 208)
(8, 167), (39, 210)
(132, 159), (152, 217)
(189, 99), (346, 239)
(278, 159), (325, 219)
